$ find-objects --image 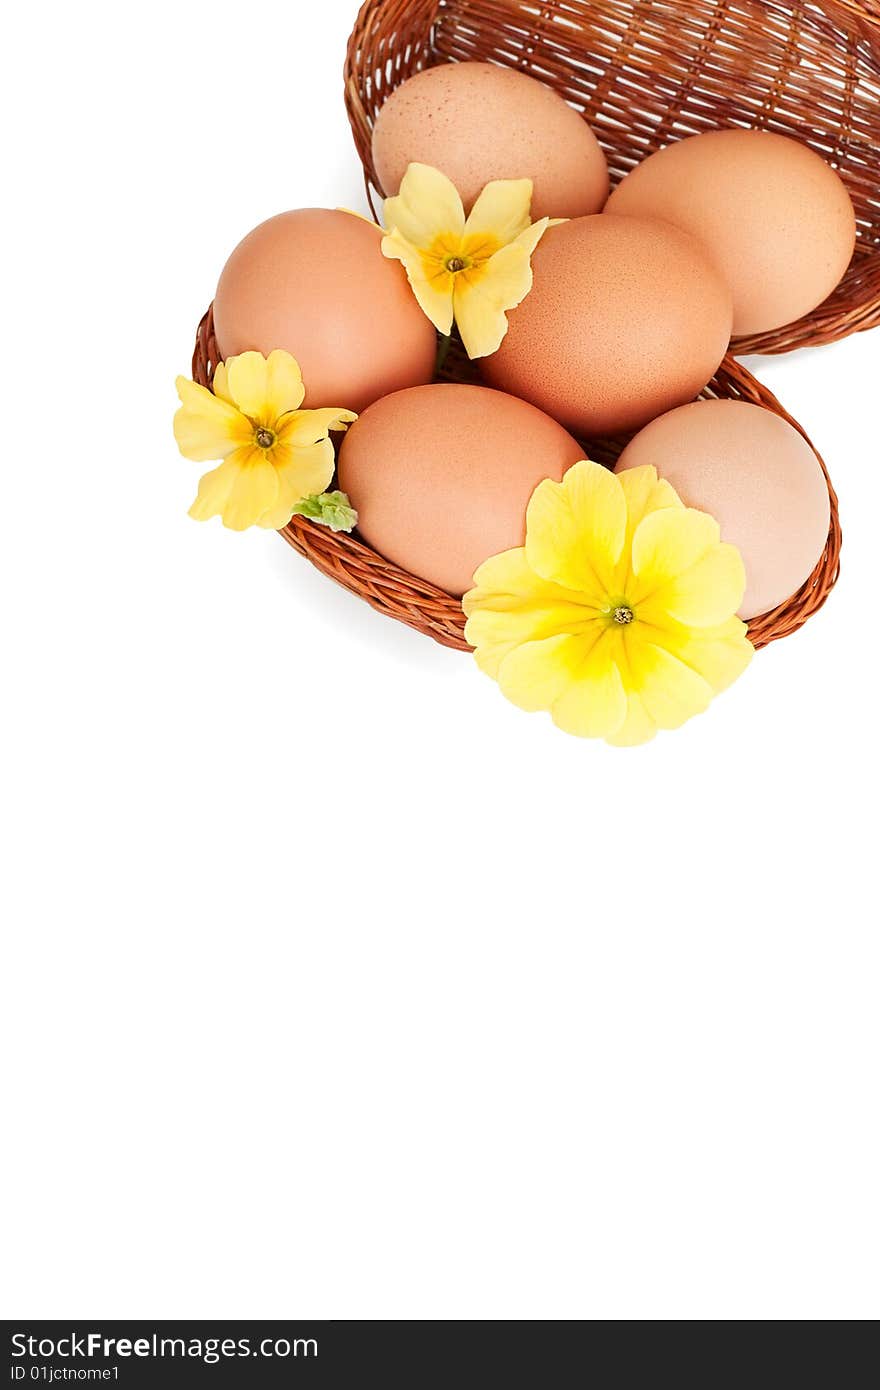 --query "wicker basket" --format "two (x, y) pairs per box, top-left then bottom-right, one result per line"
(344, 0), (880, 356)
(192, 306), (840, 651)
